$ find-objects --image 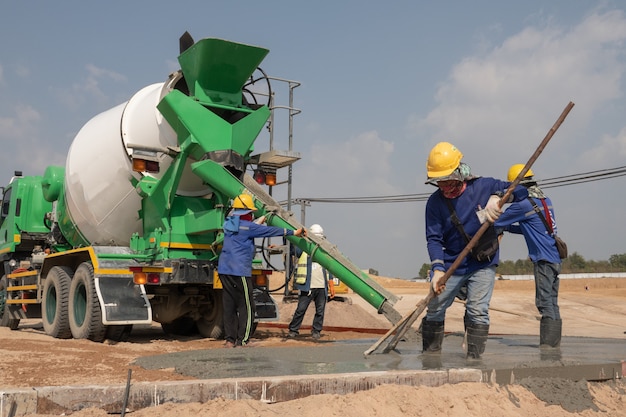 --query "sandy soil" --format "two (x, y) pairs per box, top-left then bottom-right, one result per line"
(2, 276), (625, 416)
